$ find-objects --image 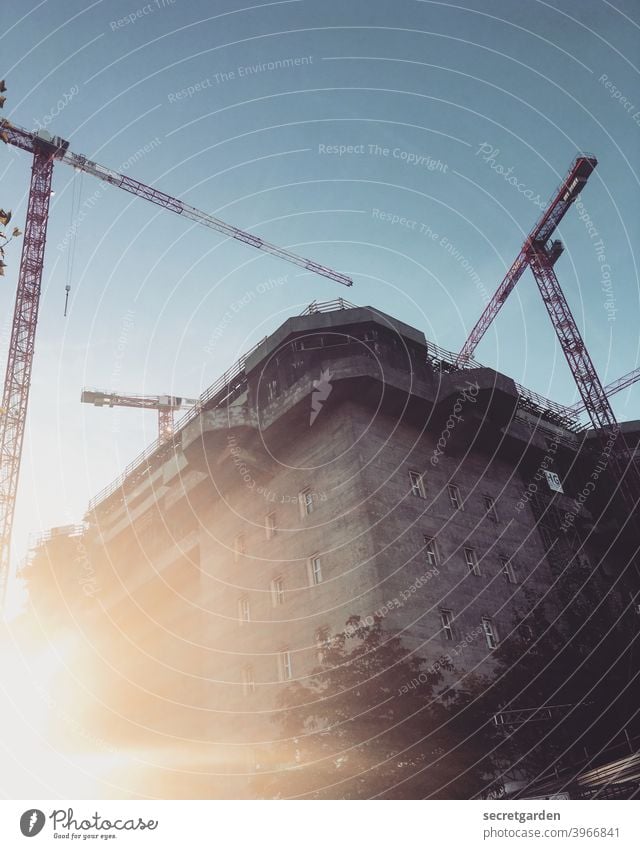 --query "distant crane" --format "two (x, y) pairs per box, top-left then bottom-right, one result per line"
(569, 365), (640, 416)
(0, 110), (352, 602)
(457, 155), (640, 514)
(81, 389), (198, 442)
